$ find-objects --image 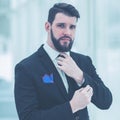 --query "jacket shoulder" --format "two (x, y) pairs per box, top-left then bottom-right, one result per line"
(18, 52), (38, 65)
(70, 51), (90, 60)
